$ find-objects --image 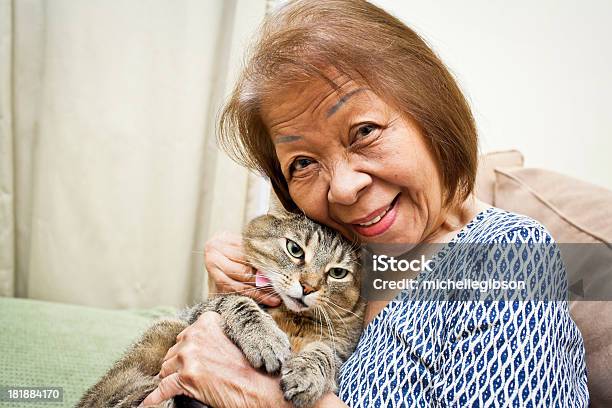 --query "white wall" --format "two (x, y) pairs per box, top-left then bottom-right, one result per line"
(373, 0), (612, 190)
